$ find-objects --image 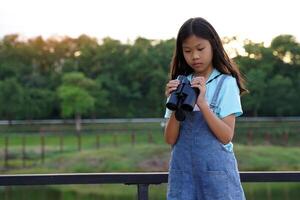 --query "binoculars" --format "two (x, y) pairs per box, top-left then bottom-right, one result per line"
(166, 75), (200, 121)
